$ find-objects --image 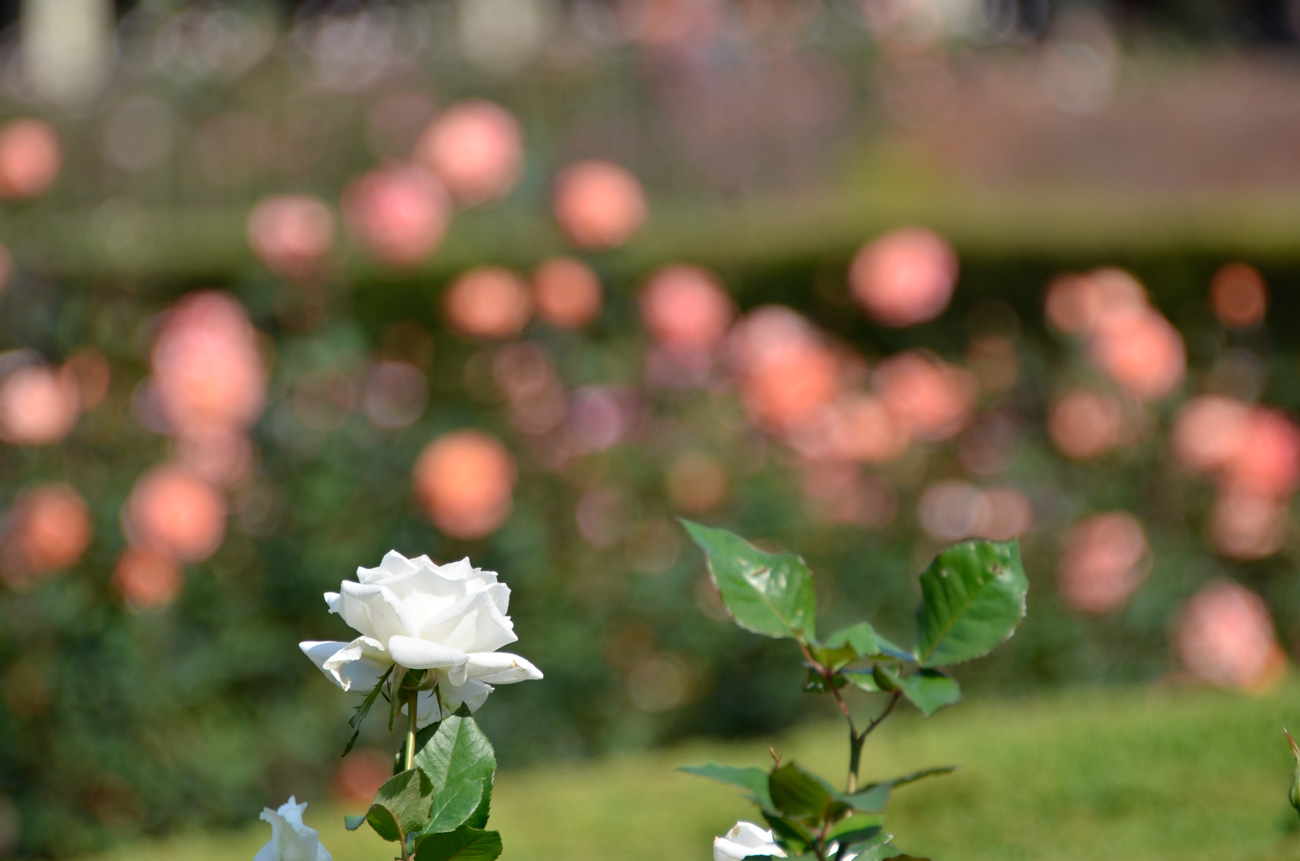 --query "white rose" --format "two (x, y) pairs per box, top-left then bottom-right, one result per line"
(253, 797), (332, 861)
(300, 551), (542, 722)
(713, 821), (786, 861)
